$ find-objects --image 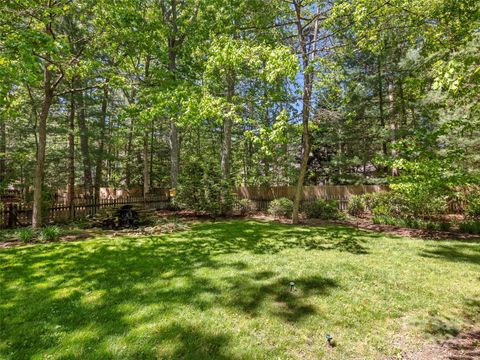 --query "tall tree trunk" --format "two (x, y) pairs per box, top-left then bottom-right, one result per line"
(149, 119), (155, 187)
(221, 72), (235, 181)
(32, 66), (54, 228)
(388, 81), (398, 176)
(125, 118), (134, 188)
(67, 91), (75, 206)
(123, 88), (136, 188)
(169, 122), (179, 188)
(107, 111), (113, 183)
(377, 57), (387, 156)
(292, 2), (316, 224)
(76, 84), (93, 197)
(94, 86), (108, 199)
(0, 105), (6, 185)
(143, 56), (151, 197)
(167, 0), (180, 188)
(143, 130), (150, 196)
